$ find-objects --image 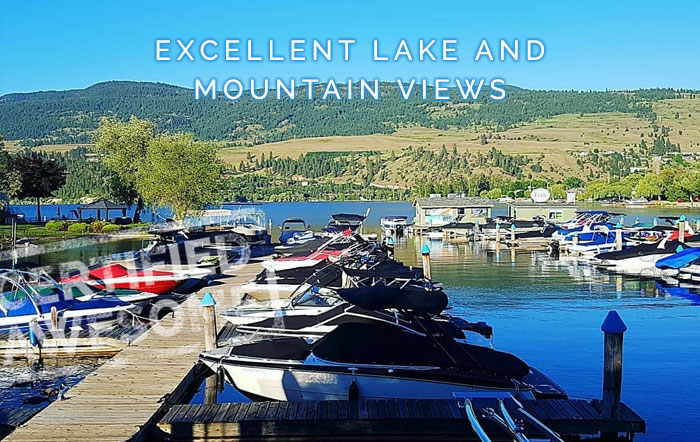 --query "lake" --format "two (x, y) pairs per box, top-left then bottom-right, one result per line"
(2, 201), (699, 441)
